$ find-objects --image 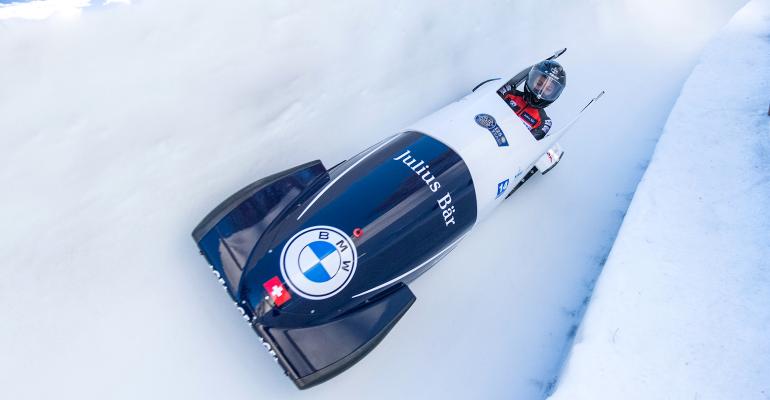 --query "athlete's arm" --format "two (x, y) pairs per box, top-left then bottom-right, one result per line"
(530, 114), (552, 141)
